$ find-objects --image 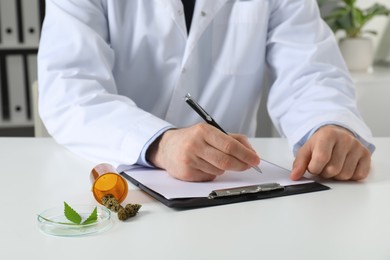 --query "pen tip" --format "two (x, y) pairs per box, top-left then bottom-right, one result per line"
(253, 166), (262, 174)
